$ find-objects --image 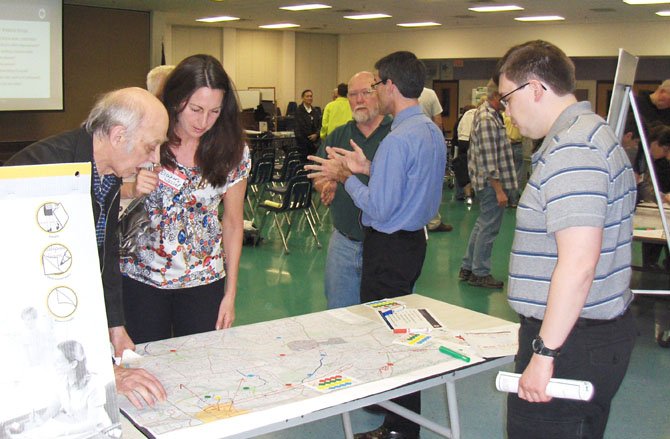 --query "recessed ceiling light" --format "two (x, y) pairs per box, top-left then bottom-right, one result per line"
(196, 16), (240, 23)
(280, 4), (332, 11)
(259, 23), (301, 29)
(515, 15), (566, 22)
(656, 9), (670, 14)
(469, 5), (524, 12)
(397, 22), (441, 28)
(344, 13), (392, 20)
(623, 0), (670, 4)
